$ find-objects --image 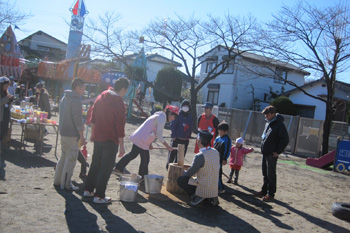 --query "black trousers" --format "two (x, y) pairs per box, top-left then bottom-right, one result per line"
(167, 138), (189, 166)
(218, 163), (225, 190)
(77, 151), (88, 175)
(115, 144), (150, 177)
(85, 141), (118, 198)
(0, 108), (10, 141)
(261, 154), (278, 197)
(177, 175), (196, 196)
